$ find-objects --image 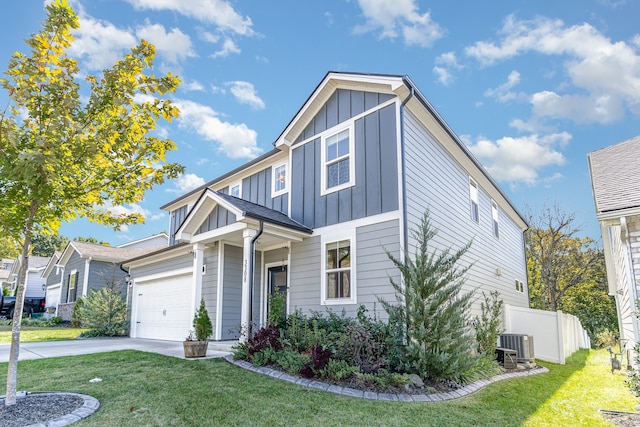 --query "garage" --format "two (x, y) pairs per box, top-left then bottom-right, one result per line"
(132, 272), (193, 341)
